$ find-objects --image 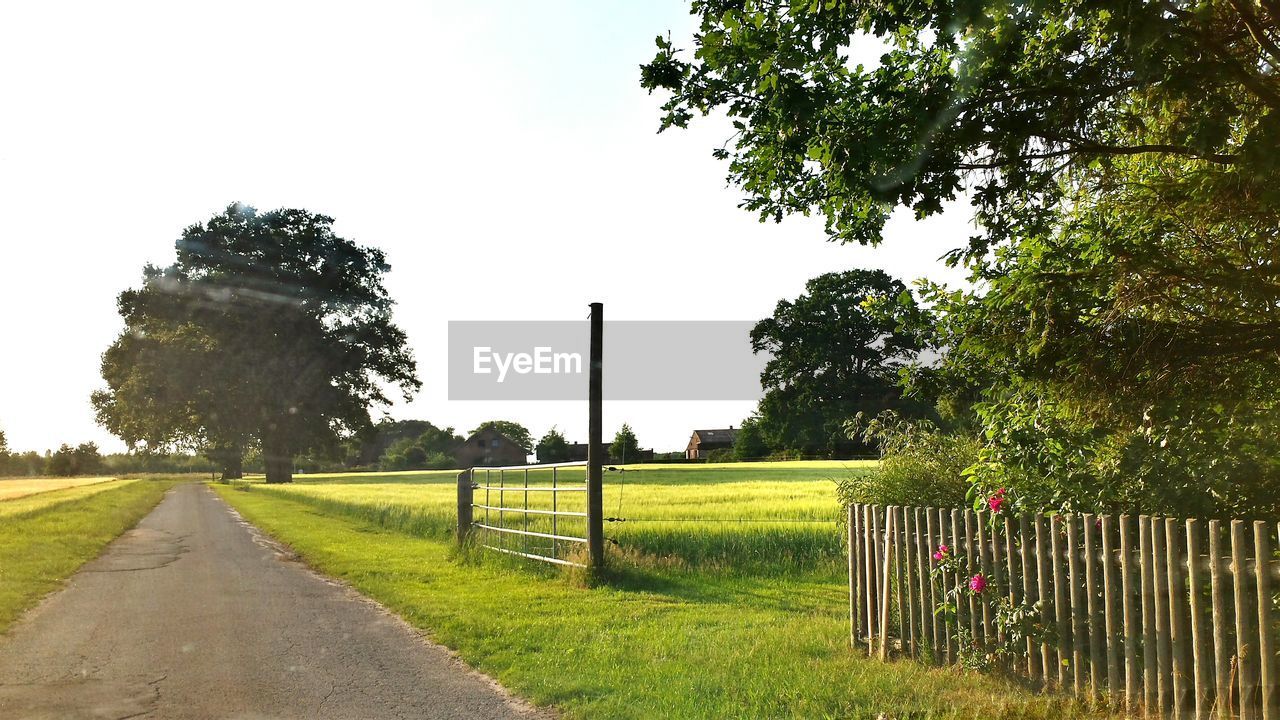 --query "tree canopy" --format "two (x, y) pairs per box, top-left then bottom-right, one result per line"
(469, 420), (533, 451)
(610, 423), (640, 463)
(536, 426), (571, 464)
(749, 269), (933, 457)
(94, 203), (419, 483)
(646, 1), (1280, 517)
